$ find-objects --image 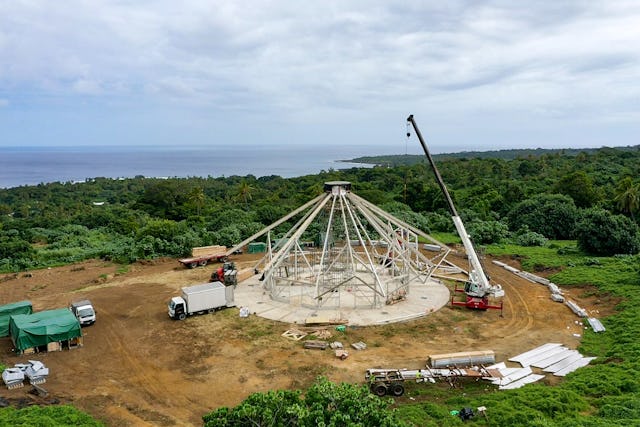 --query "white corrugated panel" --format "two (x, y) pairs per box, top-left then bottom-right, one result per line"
(543, 352), (584, 373)
(495, 367), (533, 387)
(499, 374), (545, 390)
(486, 362), (506, 370)
(509, 343), (563, 366)
(588, 318), (606, 332)
(518, 346), (570, 368)
(531, 349), (579, 369)
(553, 357), (596, 377)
